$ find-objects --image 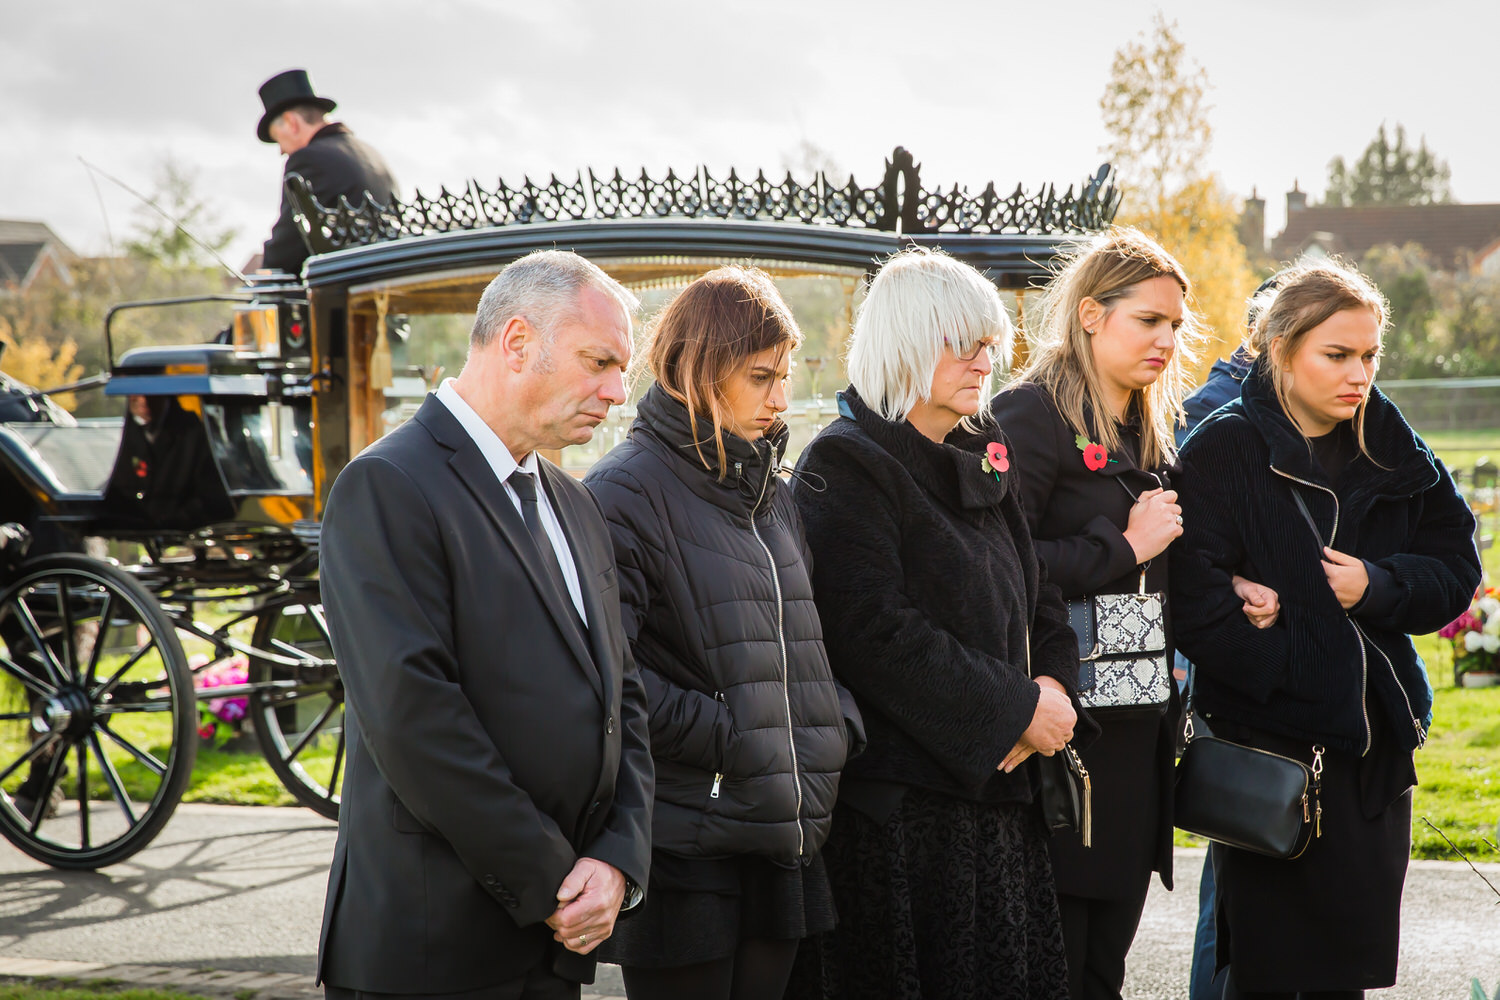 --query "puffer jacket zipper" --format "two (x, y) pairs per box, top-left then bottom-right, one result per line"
(1272, 466), (1372, 756)
(737, 456), (806, 857)
(711, 690), (727, 798)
